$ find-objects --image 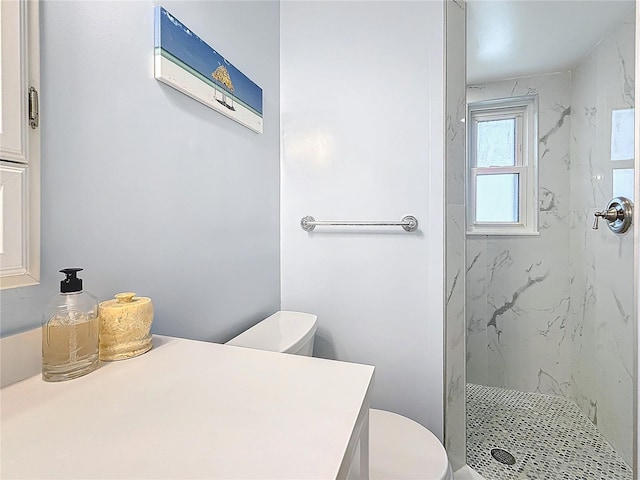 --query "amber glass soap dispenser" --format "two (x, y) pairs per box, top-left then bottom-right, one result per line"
(42, 268), (99, 382)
